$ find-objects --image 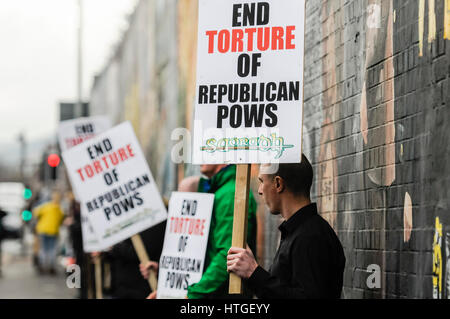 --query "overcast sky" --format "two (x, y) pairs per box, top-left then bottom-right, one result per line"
(0, 0), (137, 144)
